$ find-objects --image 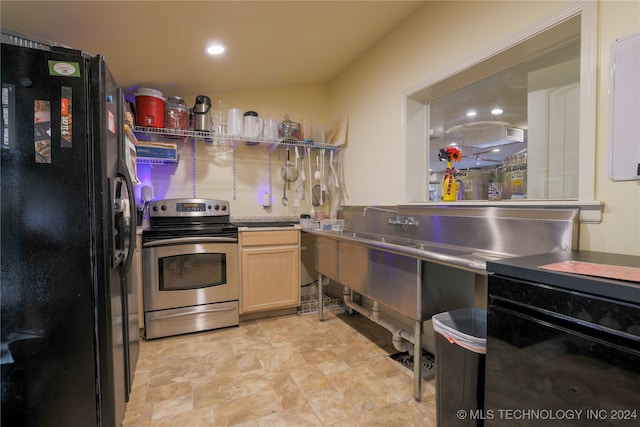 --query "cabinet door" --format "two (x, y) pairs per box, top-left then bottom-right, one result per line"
(315, 236), (338, 280)
(241, 245), (300, 313)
